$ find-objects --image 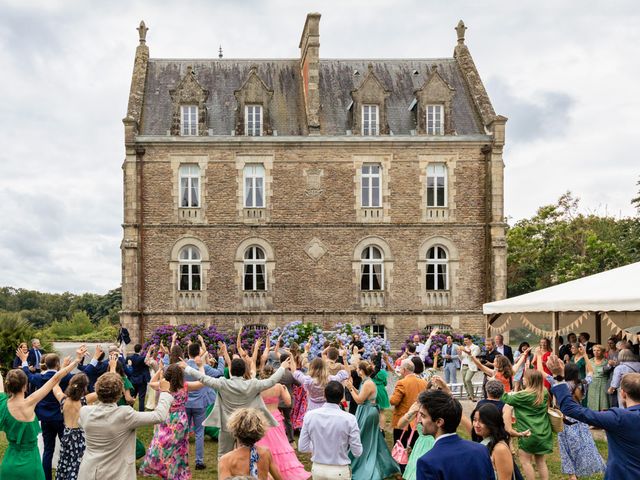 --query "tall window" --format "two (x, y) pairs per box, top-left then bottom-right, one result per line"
(426, 104), (444, 135)
(426, 163), (447, 207)
(179, 165), (200, 208)
(179, 246), (201, 291)
(245, 105), (263, 136)
(244, 246), (266, 291)
(361, 246), (383, 291)
(244, 164), (265, 208)
(426, 246), (448, 290)
(181, 105), (198, 136)
(361, 164), (381, 207)
(362, 104), (379, 136)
